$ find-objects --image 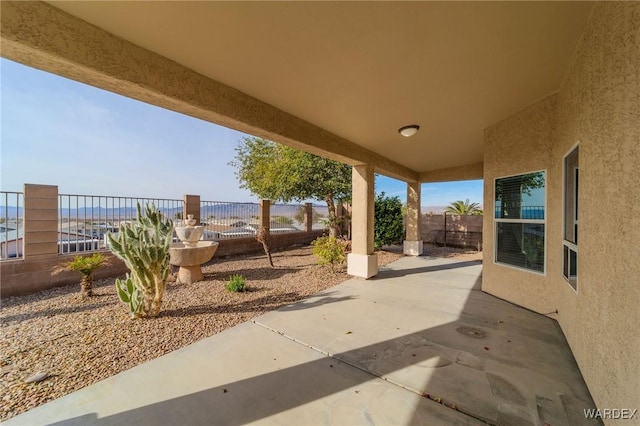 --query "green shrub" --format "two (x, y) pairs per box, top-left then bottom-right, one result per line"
(226, 274), (247, 292)
(312, 235), (347, 272)
(374, 192), (404, 250)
